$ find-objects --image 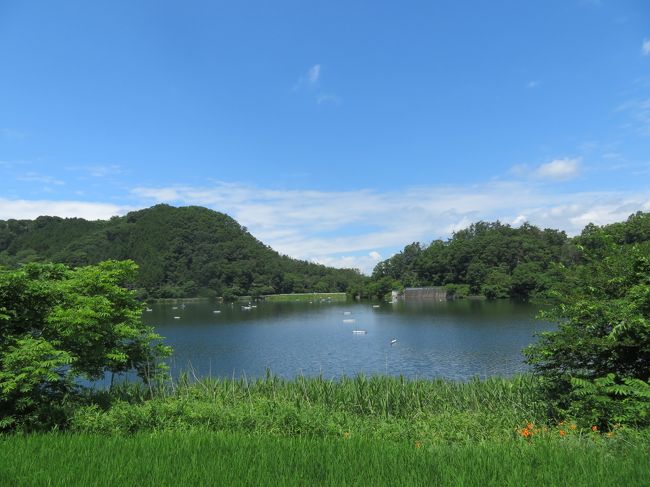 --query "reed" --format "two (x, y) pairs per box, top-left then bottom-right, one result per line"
(73, 374), (548, 441)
